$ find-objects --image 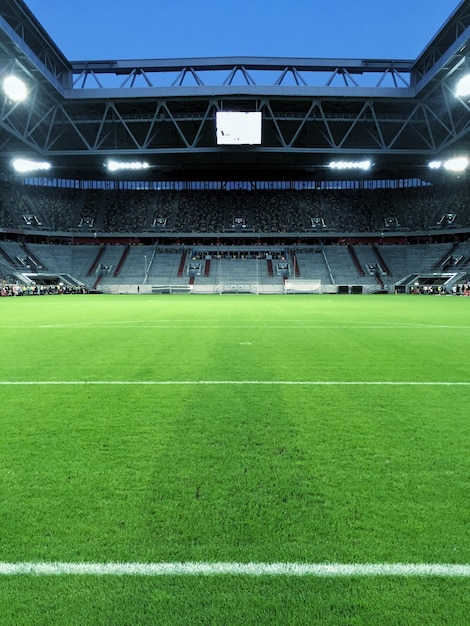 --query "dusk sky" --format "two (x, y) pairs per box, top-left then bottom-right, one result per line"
(23, 0), (461, 62)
